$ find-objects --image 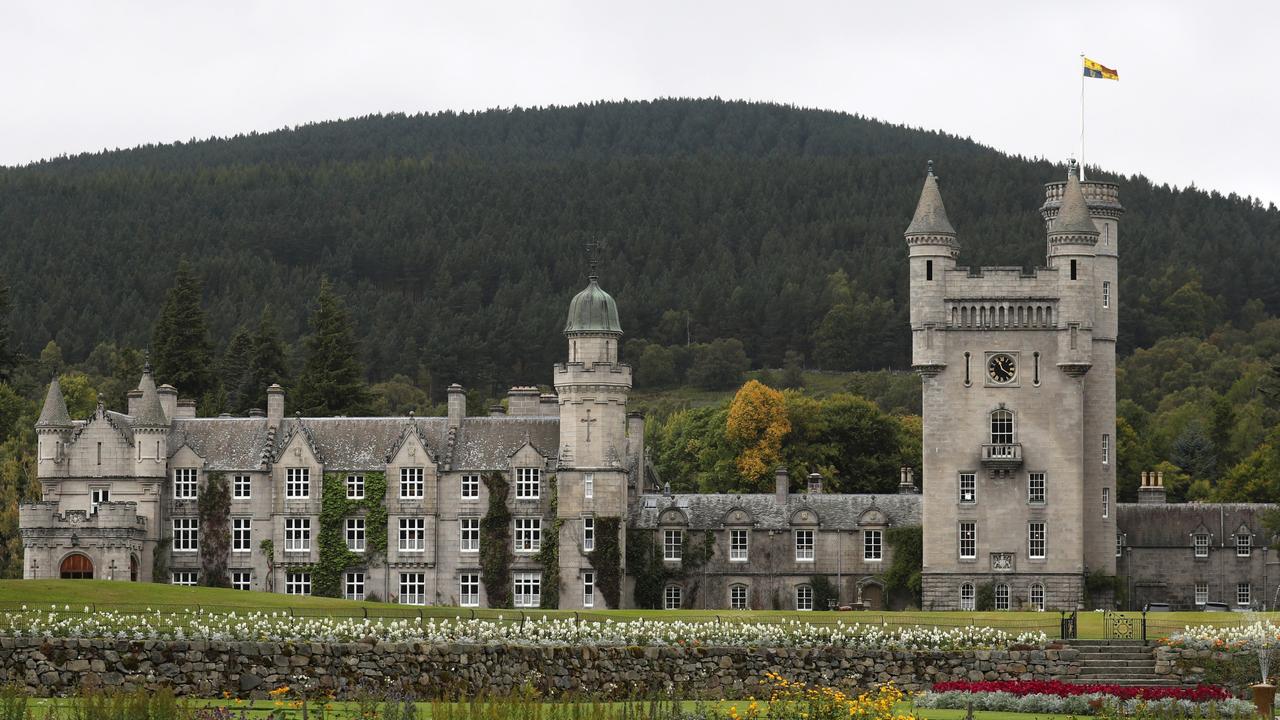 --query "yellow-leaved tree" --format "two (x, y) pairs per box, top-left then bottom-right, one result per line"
(726, 380), (791, 486)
